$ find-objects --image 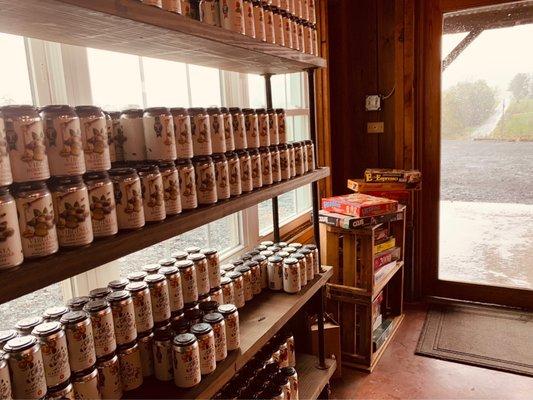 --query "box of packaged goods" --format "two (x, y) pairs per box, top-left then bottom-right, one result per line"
(363, 190), (410, 206)
(374, 247), (401, 270)
(321, 194), (398, 218)
(319, 208), (404, 230)
(348, 178), (421, 192)
(363, 169), (421, 186)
